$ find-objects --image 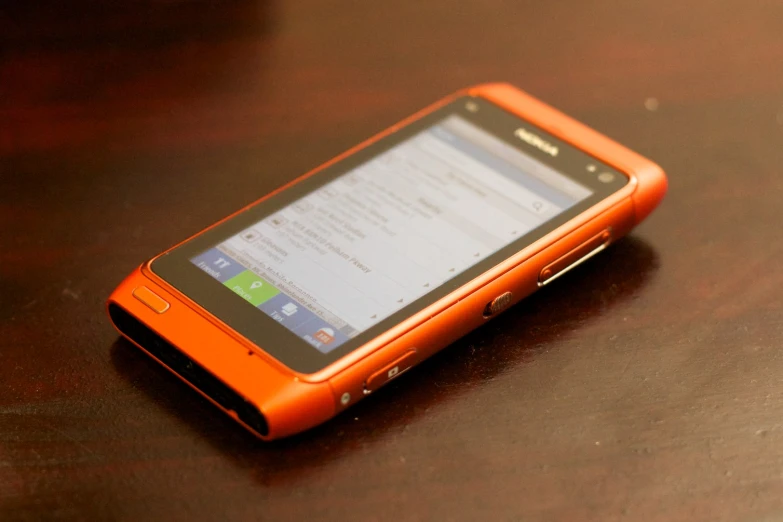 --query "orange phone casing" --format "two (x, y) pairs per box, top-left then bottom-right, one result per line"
(107, 83), (667, 440)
